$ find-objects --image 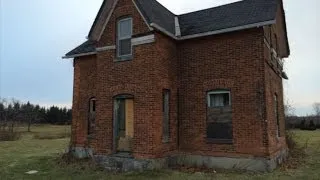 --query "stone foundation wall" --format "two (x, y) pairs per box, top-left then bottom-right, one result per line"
(71, 147), (94, 159)
(172, 149), (288, 172)
(94, 155), (169, 172)
(74, 148), (289, 172)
